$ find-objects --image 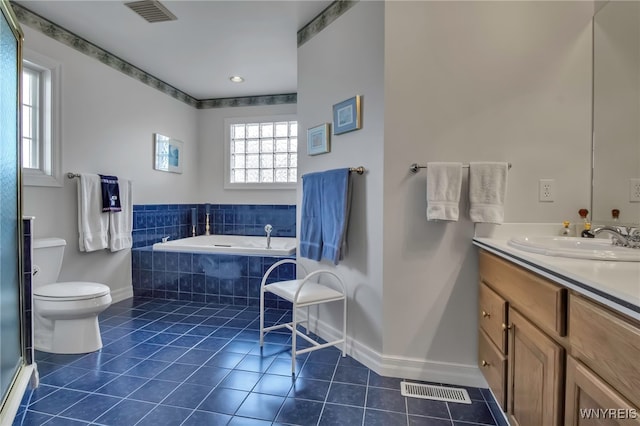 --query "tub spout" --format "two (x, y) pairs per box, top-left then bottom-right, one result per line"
(265, 224), (273, 249)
